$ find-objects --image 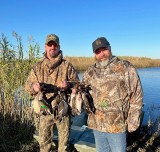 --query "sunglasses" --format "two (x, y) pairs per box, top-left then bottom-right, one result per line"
(47, 41), (58, 47)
